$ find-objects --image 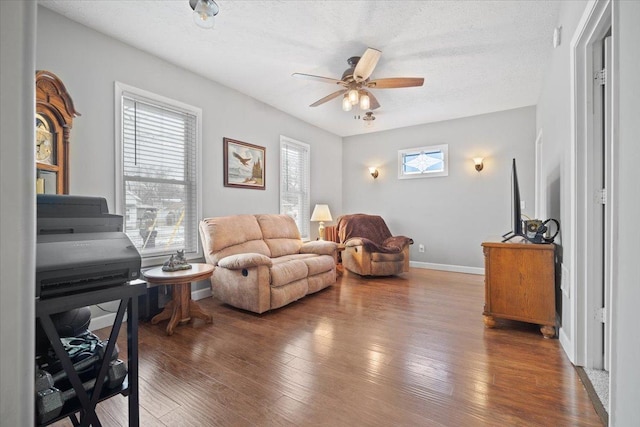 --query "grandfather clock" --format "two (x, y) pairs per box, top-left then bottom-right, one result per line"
(35, 70), (80, 194)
